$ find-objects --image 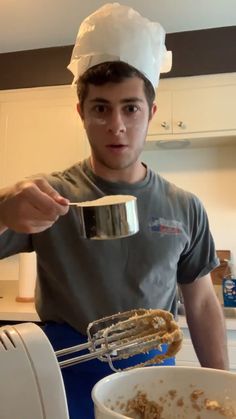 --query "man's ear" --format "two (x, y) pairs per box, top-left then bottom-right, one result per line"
(77, 103), (84, 120)
(149, 102), (157, 122)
